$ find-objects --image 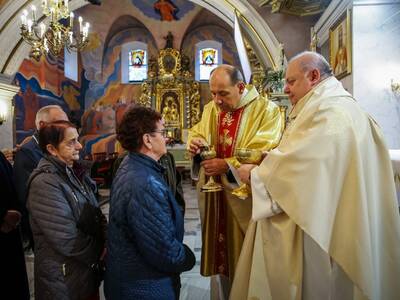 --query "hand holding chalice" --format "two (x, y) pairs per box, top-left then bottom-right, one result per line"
(232, 148), (263, 199)
(200, 145), (223, 193)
